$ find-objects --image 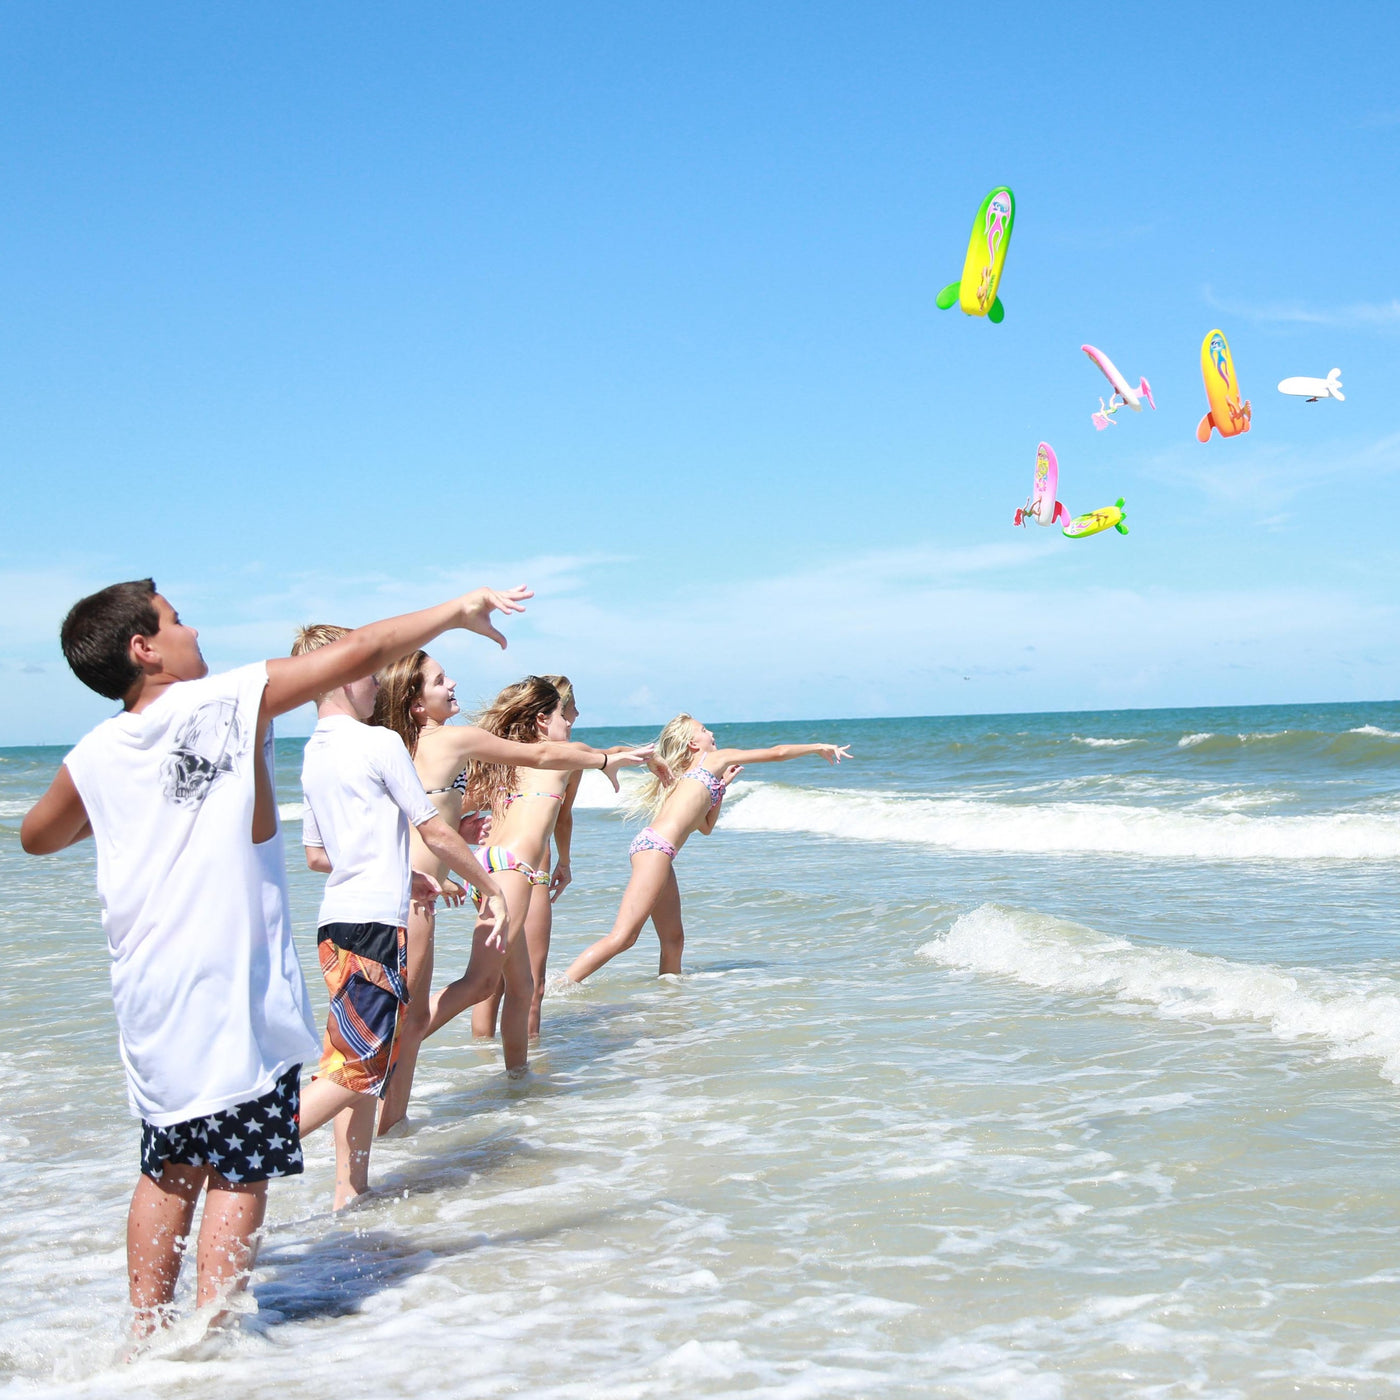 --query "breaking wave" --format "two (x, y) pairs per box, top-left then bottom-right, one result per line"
(919, 903), (1400, 1082)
